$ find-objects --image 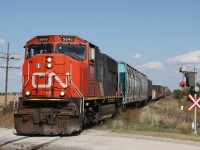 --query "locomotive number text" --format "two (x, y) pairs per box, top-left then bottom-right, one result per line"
(62, 36), (74, 42)
(38, 37), (49, 42)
